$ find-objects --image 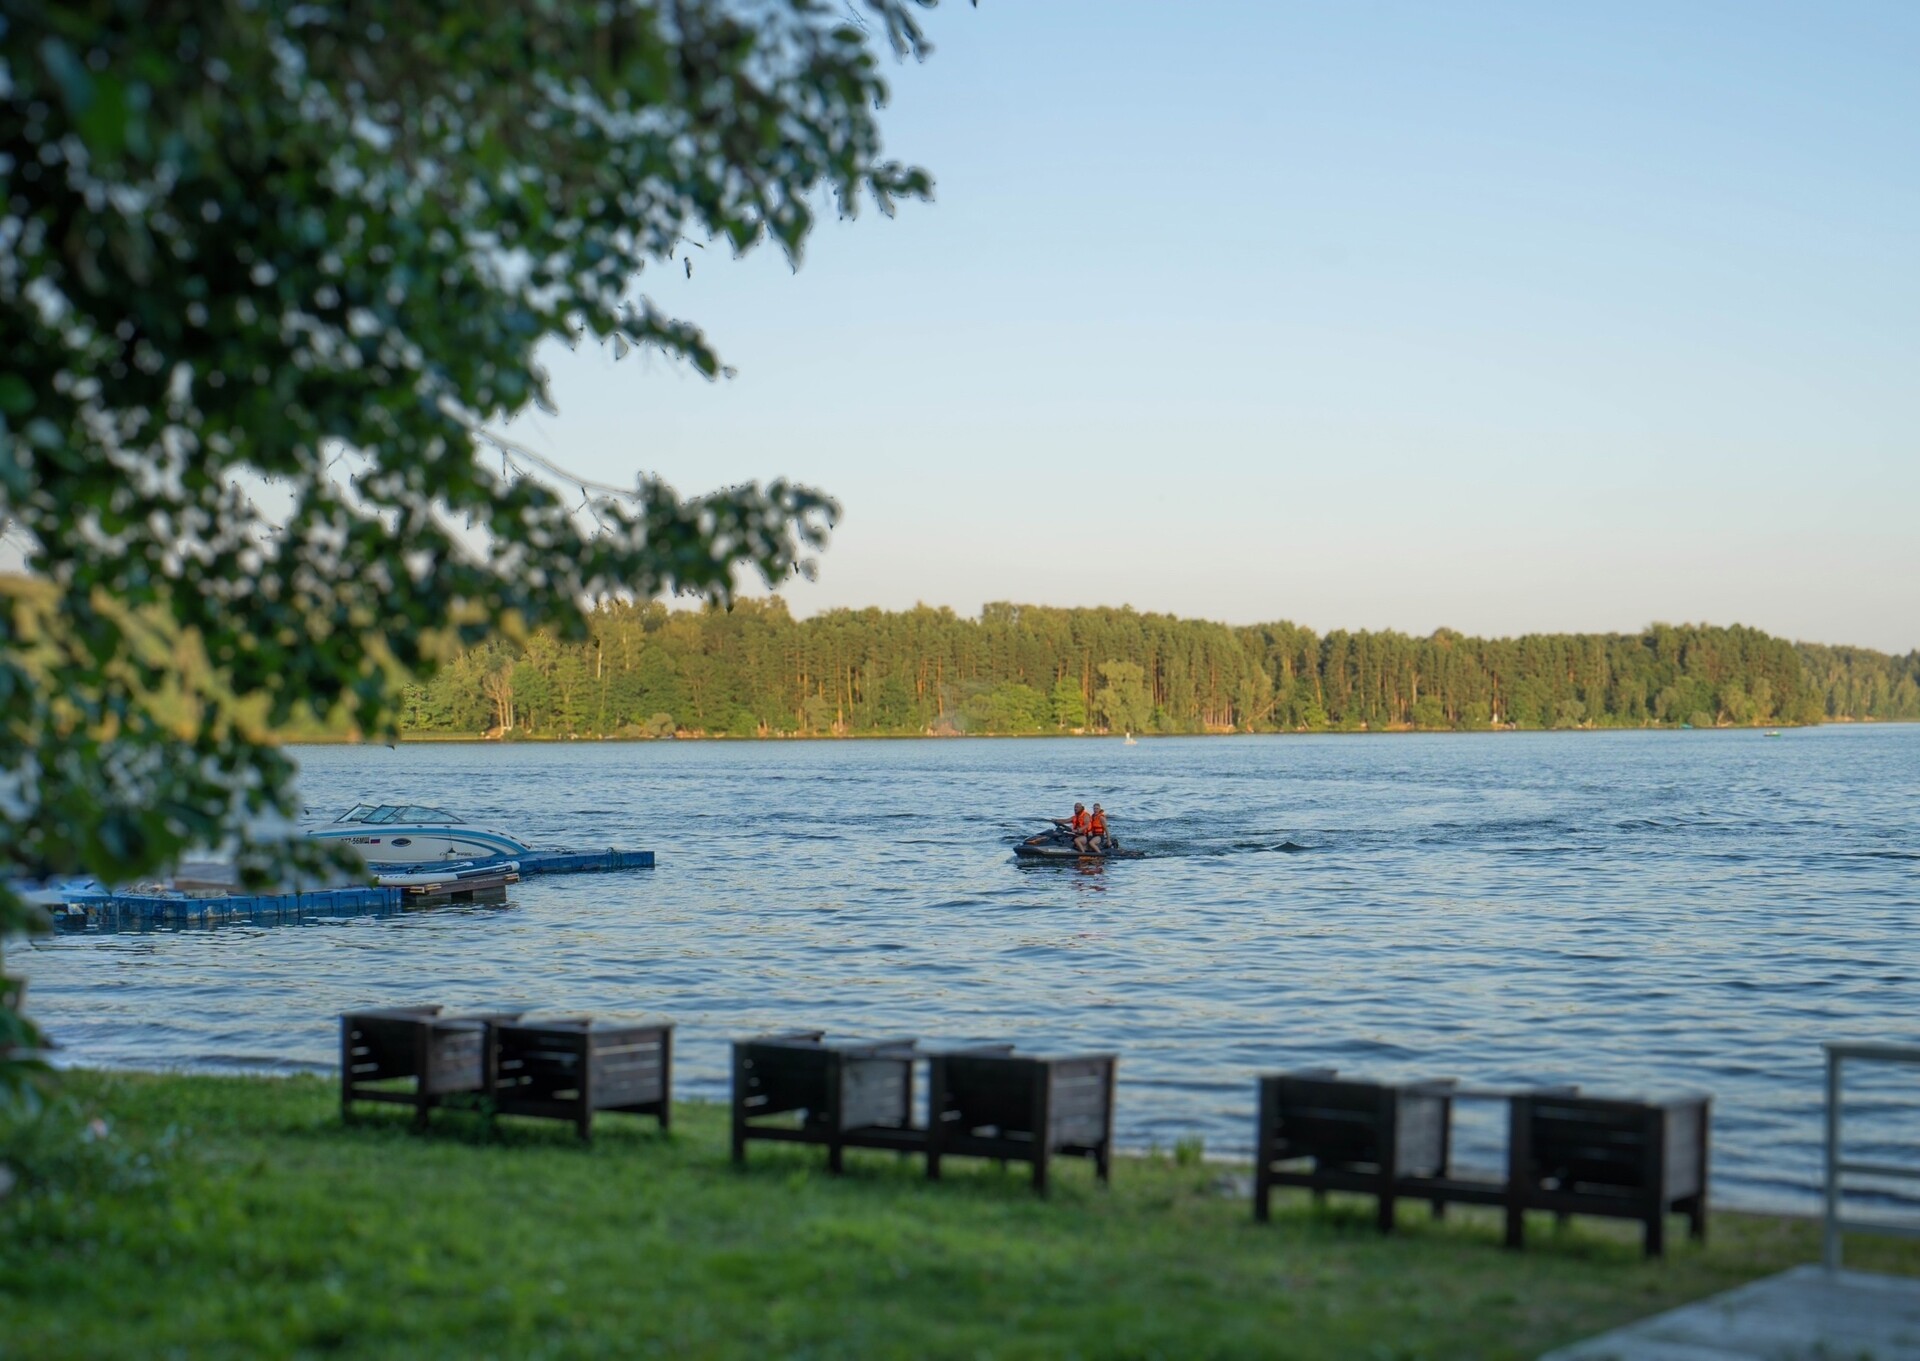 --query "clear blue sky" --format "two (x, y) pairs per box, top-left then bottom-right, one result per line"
(513, 1), (1919, 652)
